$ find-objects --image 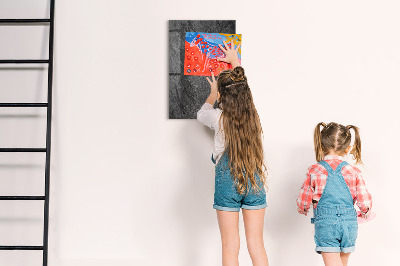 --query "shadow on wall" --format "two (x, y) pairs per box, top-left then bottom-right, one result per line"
(264, 145), (316, 265)
(172, 122), (216, 266)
